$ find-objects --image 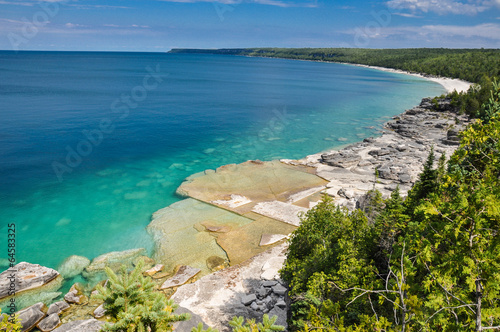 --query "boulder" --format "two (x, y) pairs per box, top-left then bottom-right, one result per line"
(159, 266), (201, 290)
(93, 304), (106, 319)
(268, 306), (287, 329)
(17, 302), (47, 332)
(64, 284), (87, 305)
(37, 313), (61, 332)
(173, 306), (210, 332)
(262, 280), (278, 287)
(52, 319), (104, 332)
(144, 264), (164, 277)
(272, 284), (287, 296)
(0, 262), (60, 300)
(241, 294), (257, 306)
(57, 255), (90, 279)
(47, 301), (70, 315)
(376, 165), (397, 180)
